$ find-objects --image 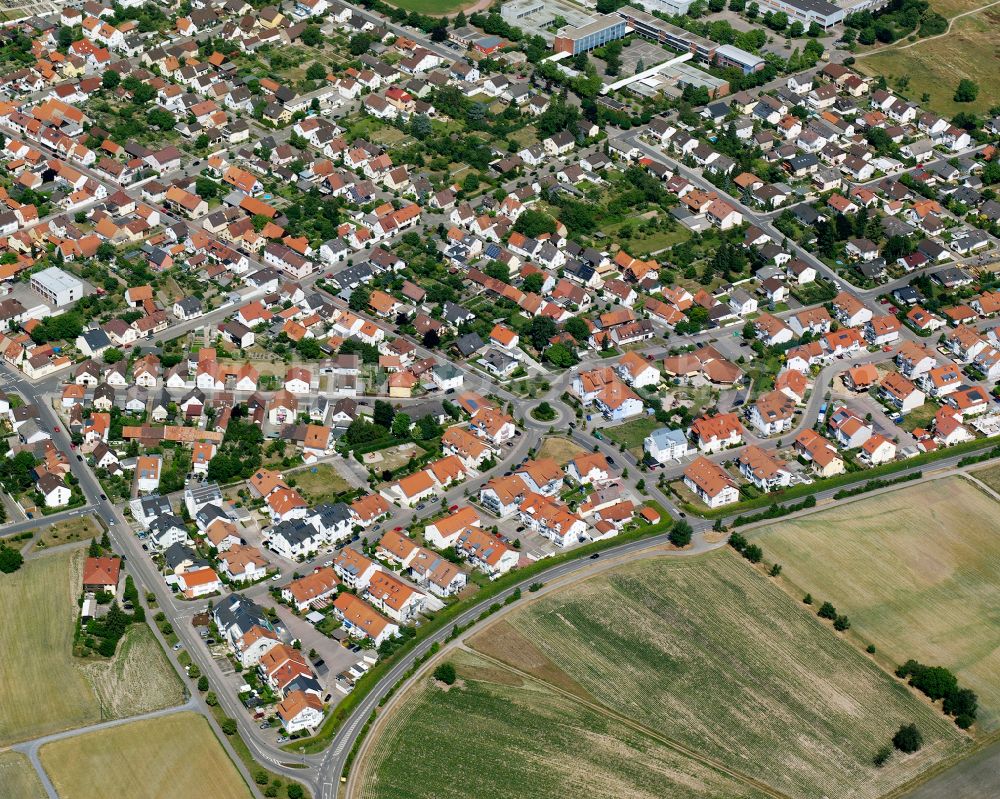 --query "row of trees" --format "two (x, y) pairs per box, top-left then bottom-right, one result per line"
(896, 660), (978, 728)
